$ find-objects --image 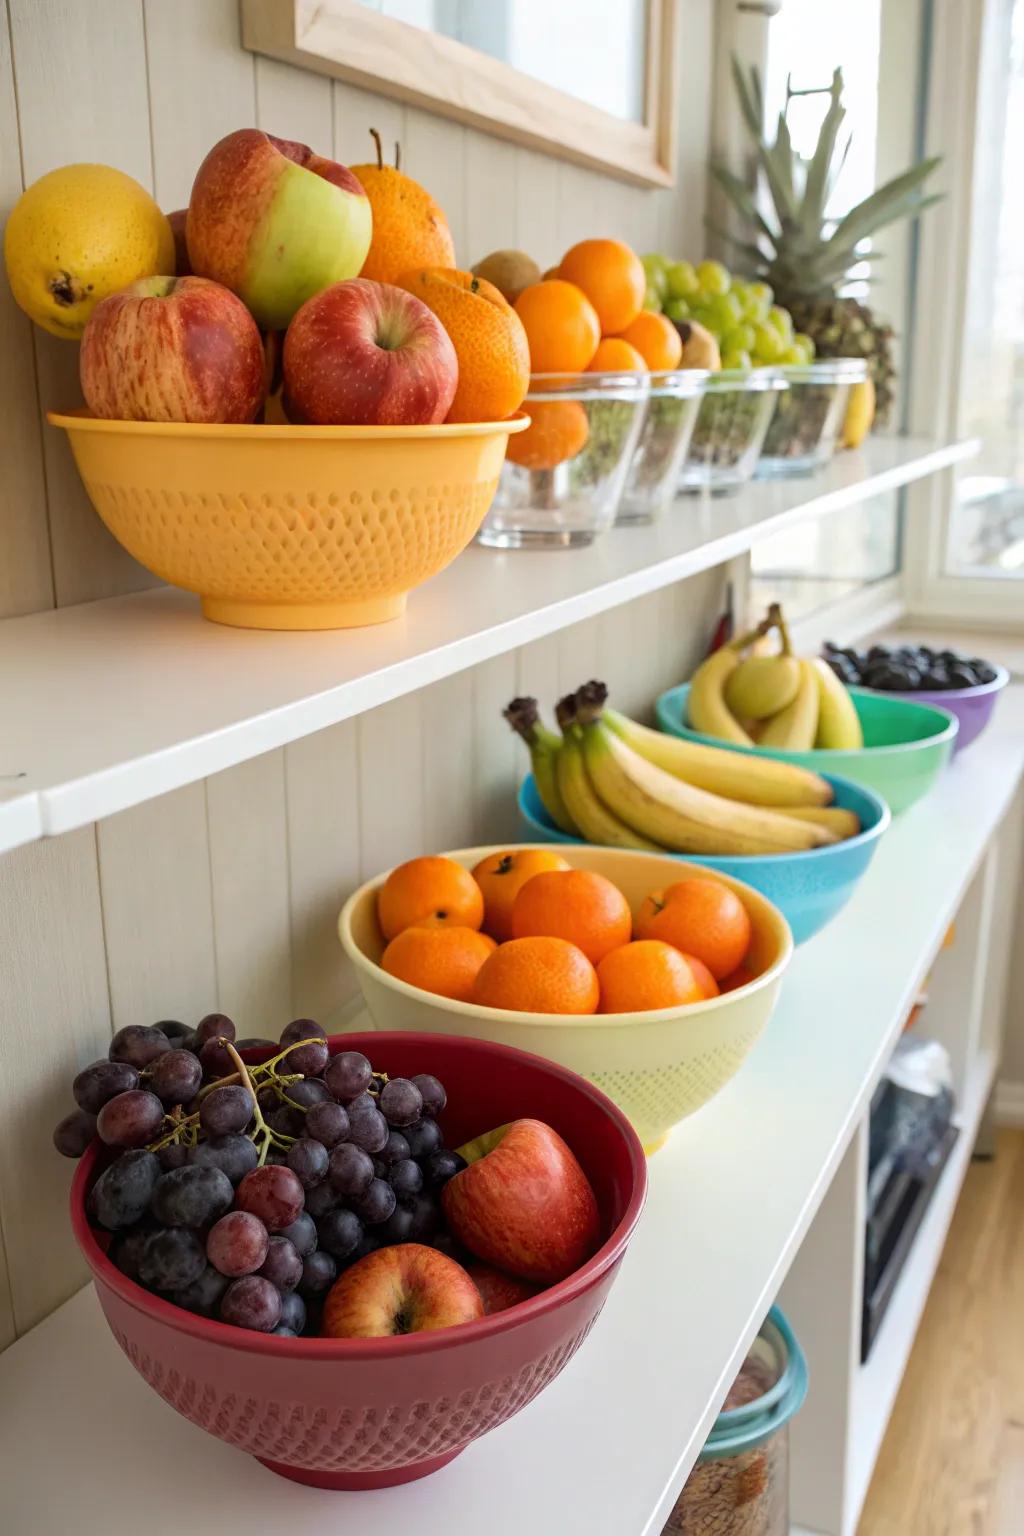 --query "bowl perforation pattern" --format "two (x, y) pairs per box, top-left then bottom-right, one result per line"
(82, 478), (498, 604)
(111, 1320), (596, 1471)
(590, 1032), (763, 1144)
